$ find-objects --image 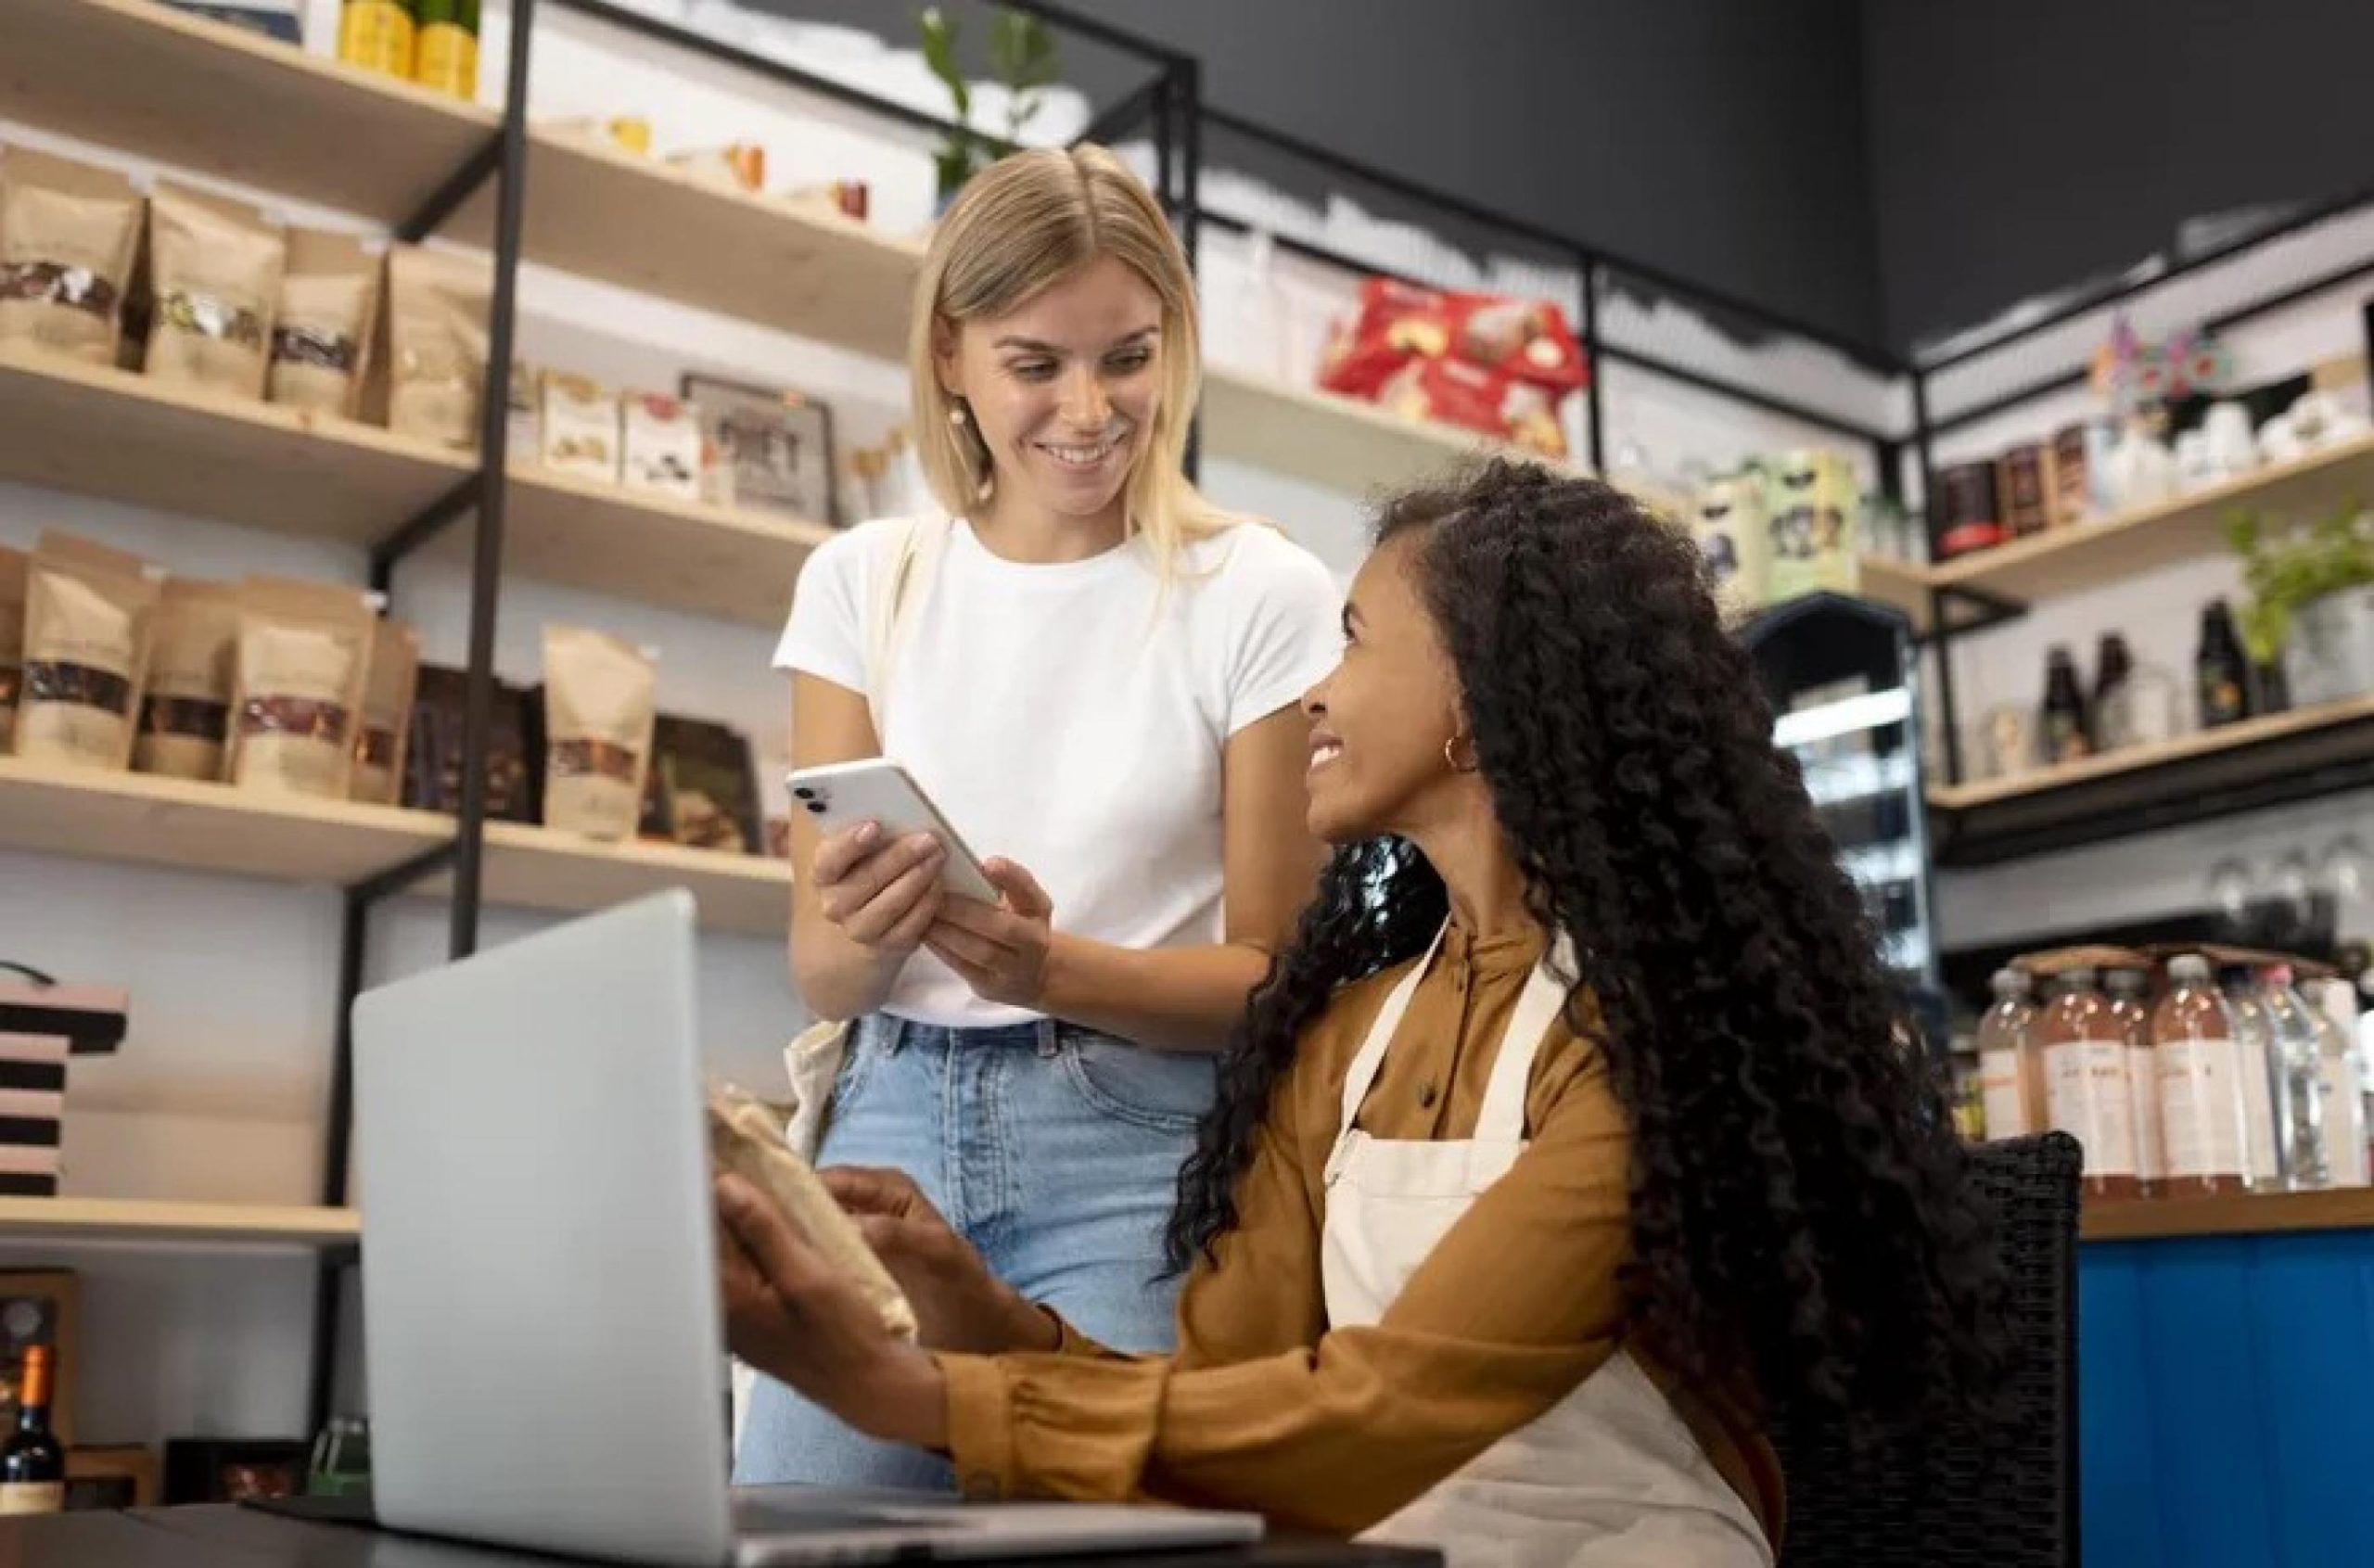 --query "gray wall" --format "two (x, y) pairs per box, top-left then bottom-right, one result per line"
(753, 0), (1888, 351)
(1863, 0), (2374, 353)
